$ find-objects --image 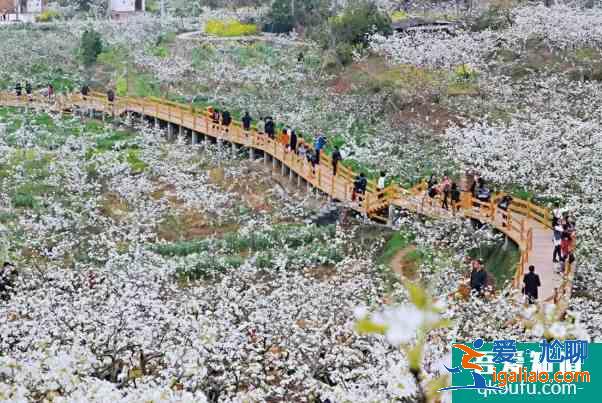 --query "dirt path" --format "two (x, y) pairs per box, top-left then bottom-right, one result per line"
(389, 245), (418, 280)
